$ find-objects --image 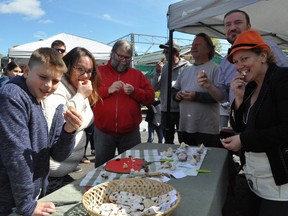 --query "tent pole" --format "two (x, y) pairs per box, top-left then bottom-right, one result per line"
(165, 30), (174, 143)
(131, 33), (135, 68)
